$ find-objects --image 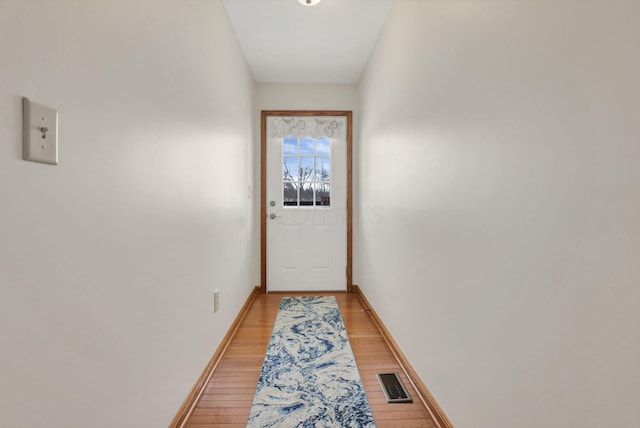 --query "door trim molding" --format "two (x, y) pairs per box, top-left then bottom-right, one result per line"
(261, 110), (353, 294)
